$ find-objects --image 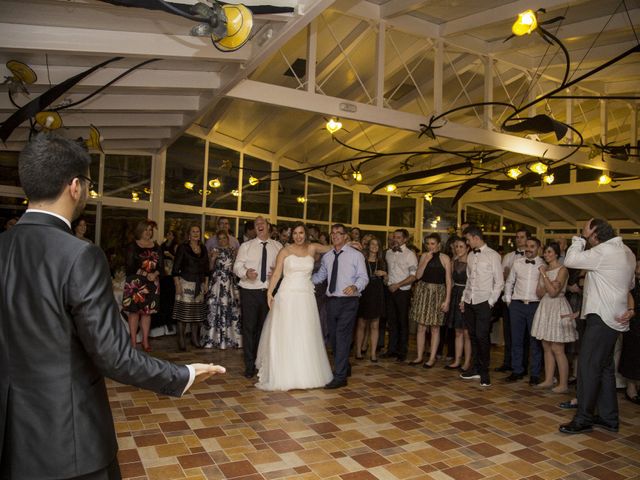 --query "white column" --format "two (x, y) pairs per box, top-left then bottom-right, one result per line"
(483, 56), (494, 129)
(269, 158), (279, 224)
(433, 40), (444, 115)
(414, 196), (424, 250)
(150, 149), (166, 237)
(630, 103), (638, 161)
(375, 20), (386, 107)
(306, 20), (317, 94)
